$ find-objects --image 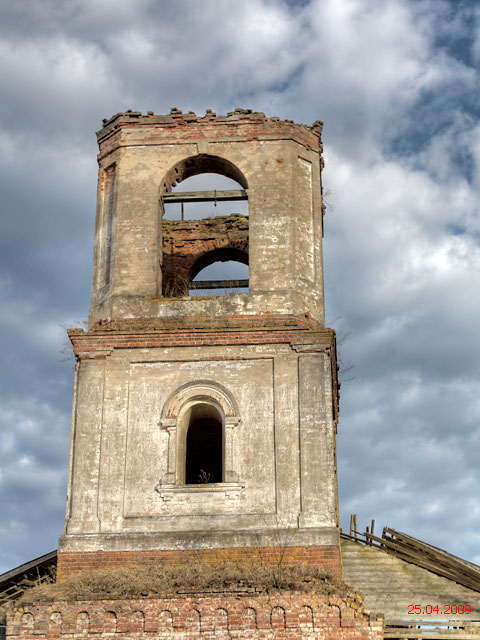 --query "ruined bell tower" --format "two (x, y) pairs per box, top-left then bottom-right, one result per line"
(58, 108), (341, 577)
